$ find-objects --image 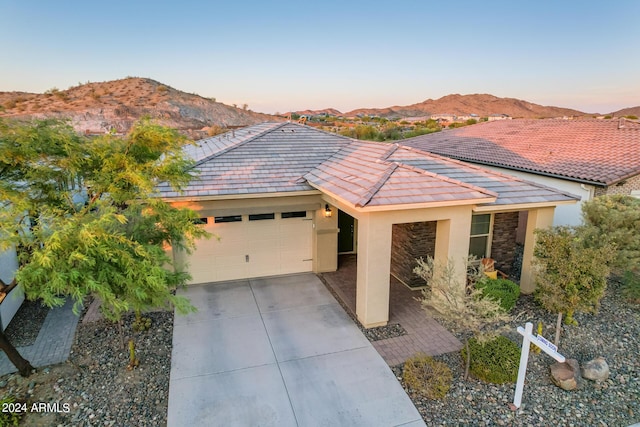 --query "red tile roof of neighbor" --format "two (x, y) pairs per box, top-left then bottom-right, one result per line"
(156, 122), (579, 209)
(401, 118), (640, 186)
(402, 119), (640, 185)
